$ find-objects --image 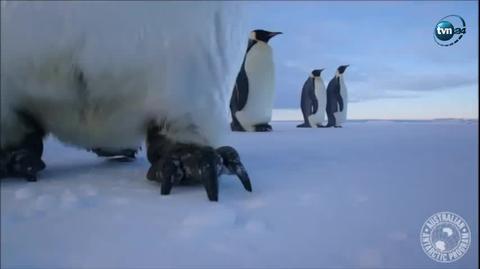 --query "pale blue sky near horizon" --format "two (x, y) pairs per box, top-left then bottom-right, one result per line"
(244, 1), (478, 119)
